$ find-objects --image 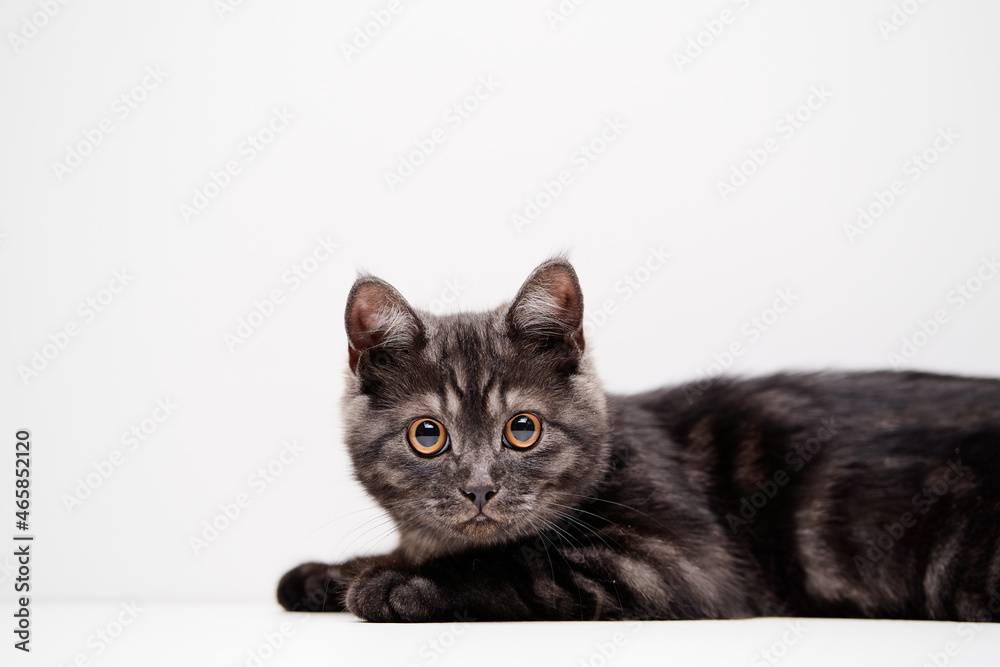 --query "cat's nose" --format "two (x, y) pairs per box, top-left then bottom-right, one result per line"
(461, 485), (498, 511)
